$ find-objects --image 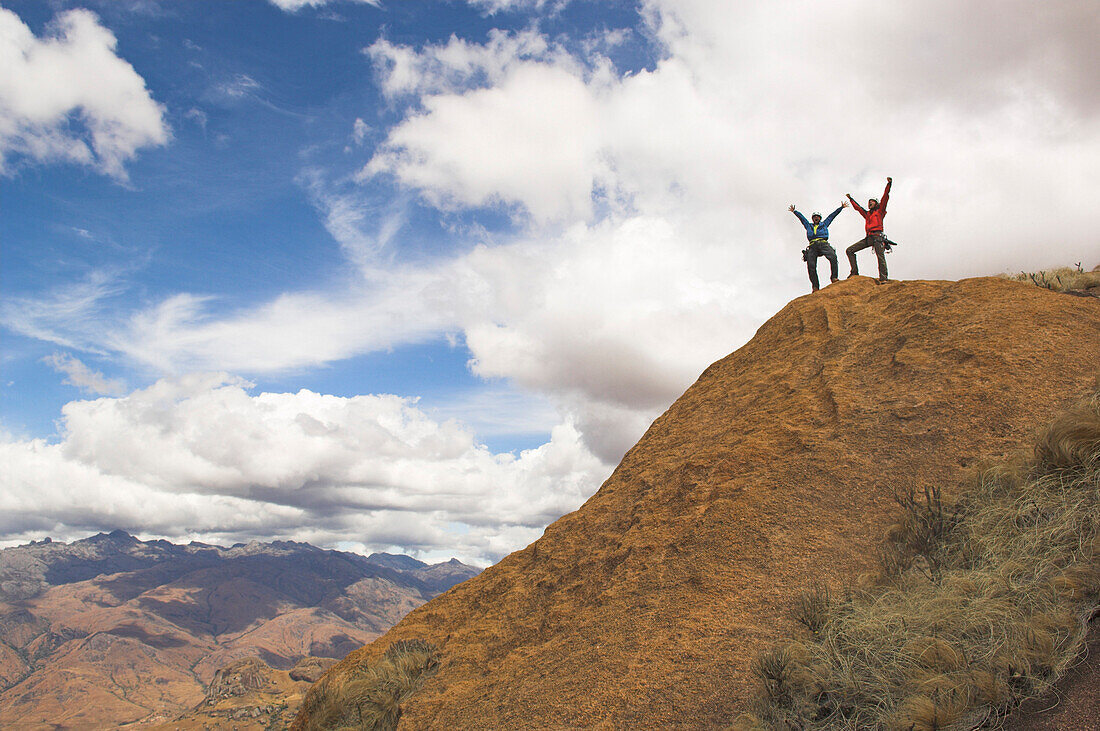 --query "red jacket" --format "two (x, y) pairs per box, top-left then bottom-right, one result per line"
(848, 179), (891, 234)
